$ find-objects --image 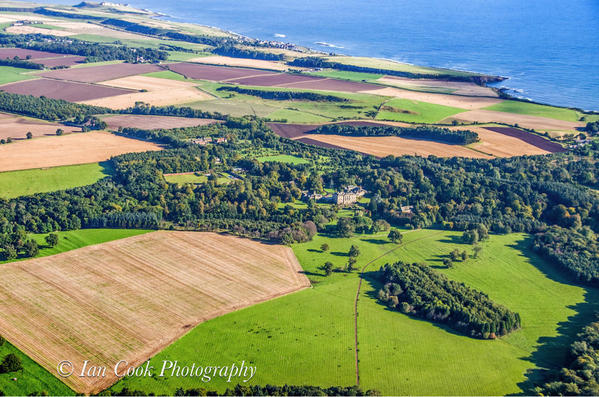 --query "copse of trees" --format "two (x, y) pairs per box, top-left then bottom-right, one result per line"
(585, 120), (599, 135)
(213, 45), (284, 61)
(0, 32), (168, 63)
(533, 226), (599, 285)
(0, 92), (110, 121)
(377, 262), (521, 339)
(538, 318), (599, 395)
(310, 124), (479, 145)
(0, 57), (44, 69)
(288, 56), (503, 85)
(217, 86), (348, 102)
